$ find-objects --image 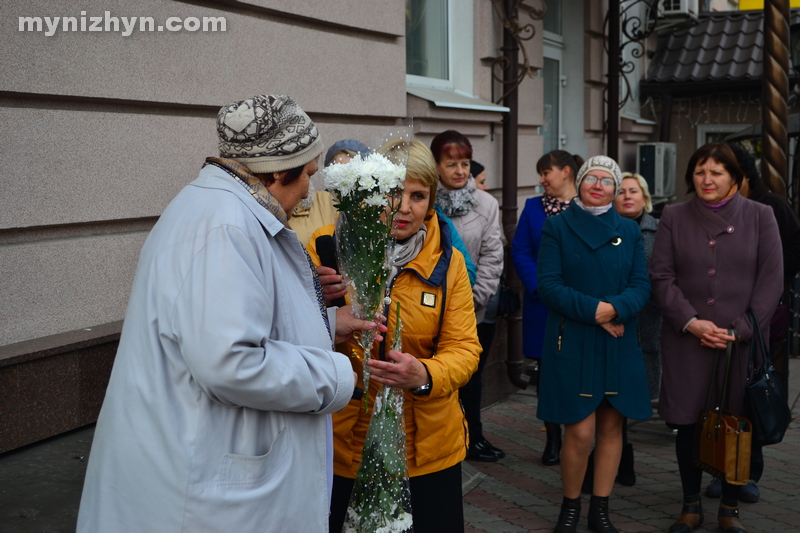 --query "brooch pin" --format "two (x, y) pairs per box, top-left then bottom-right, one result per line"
(611, 237), (622, 246)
